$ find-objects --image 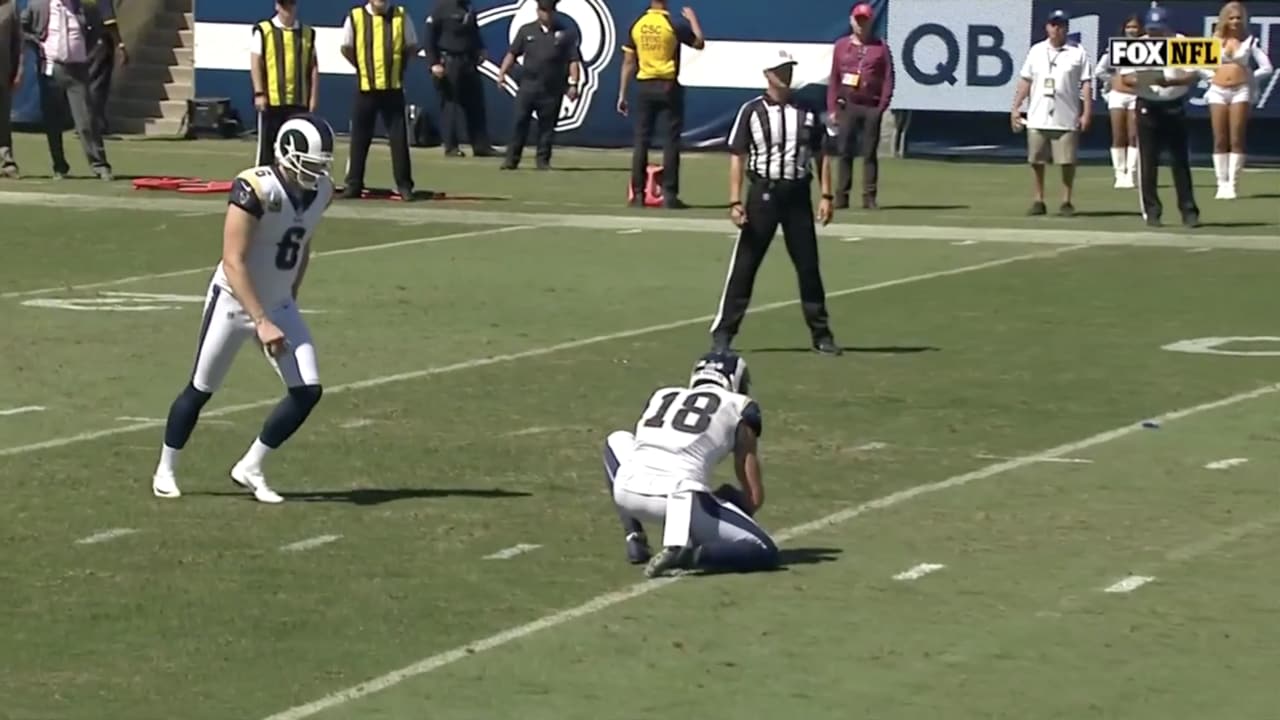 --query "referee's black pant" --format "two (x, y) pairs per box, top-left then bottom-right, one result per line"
(630, 79), (684, 200)
(345, 89), (413, 194)
(256, 104), (307, 167)
(1135, 97), (1199, 224)
(710, 177), (832, 345)
(435, 53), (493, 155)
